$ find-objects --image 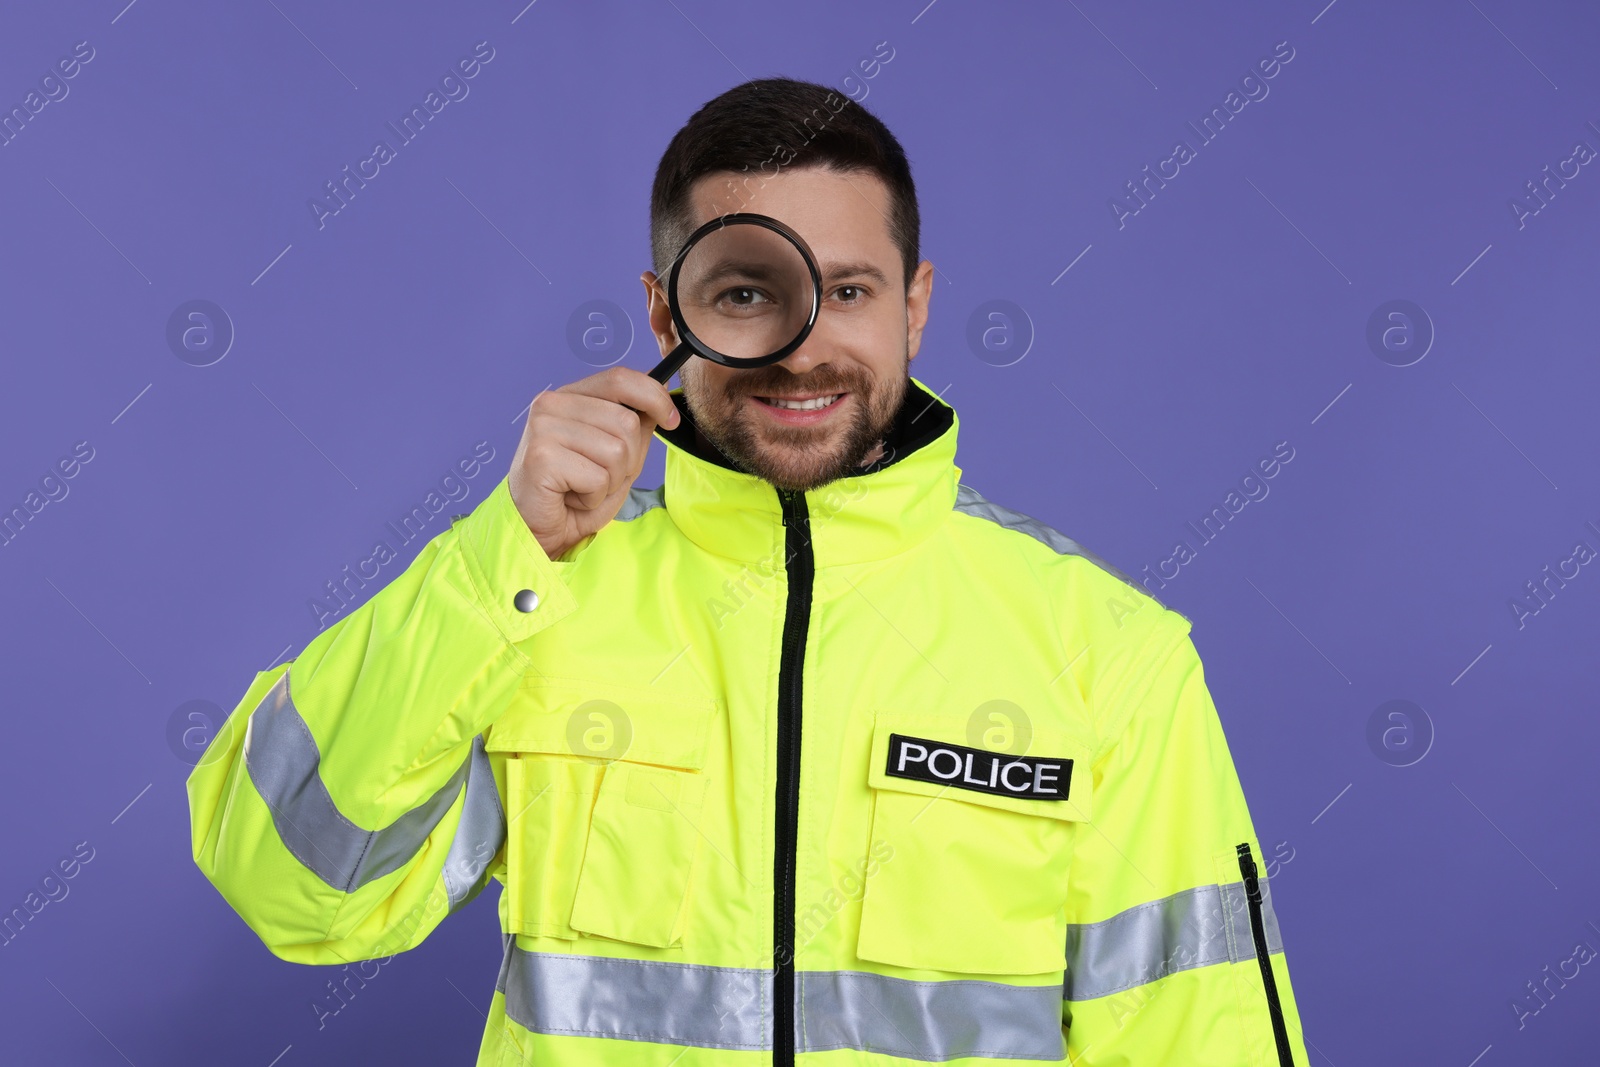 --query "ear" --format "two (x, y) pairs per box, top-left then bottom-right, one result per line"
(640, 270), (680, 356)
(904, 260), (935, 361)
